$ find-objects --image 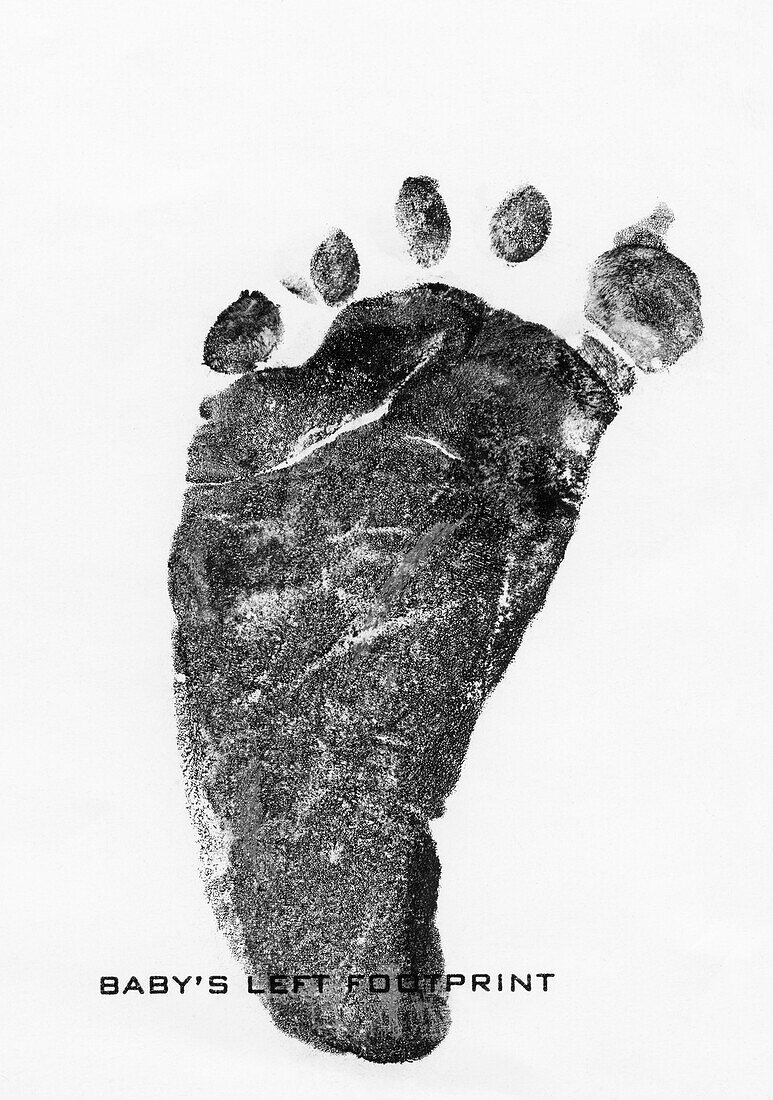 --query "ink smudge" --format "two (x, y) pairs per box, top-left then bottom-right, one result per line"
(281, 276), (317, 304)
(614, 203), (674, 250)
